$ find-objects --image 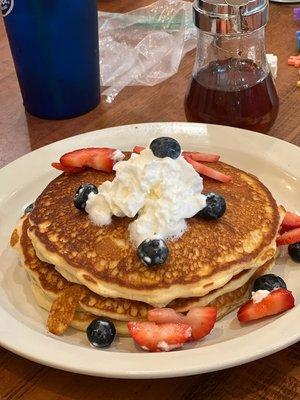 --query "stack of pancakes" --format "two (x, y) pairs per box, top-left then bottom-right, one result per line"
(10, 160), (284, 336)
